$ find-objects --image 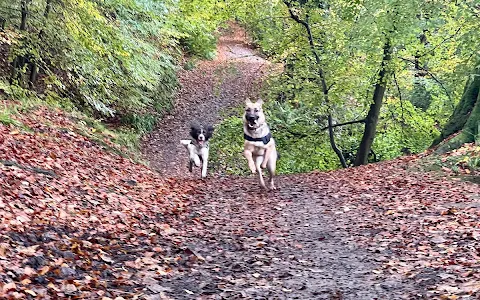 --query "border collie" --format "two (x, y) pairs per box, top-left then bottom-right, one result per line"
(180, 123), (214, 178)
